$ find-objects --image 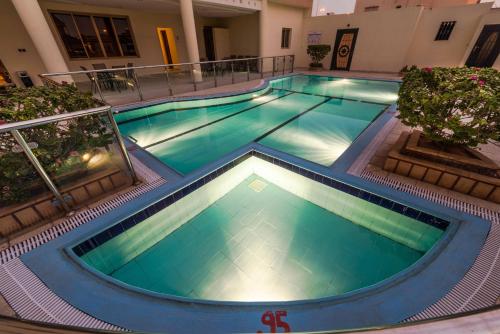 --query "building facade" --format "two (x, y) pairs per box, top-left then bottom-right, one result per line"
(354, 0), (479, 13)
(0, 0), (308, 87)
(0, 0), (498, 88)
